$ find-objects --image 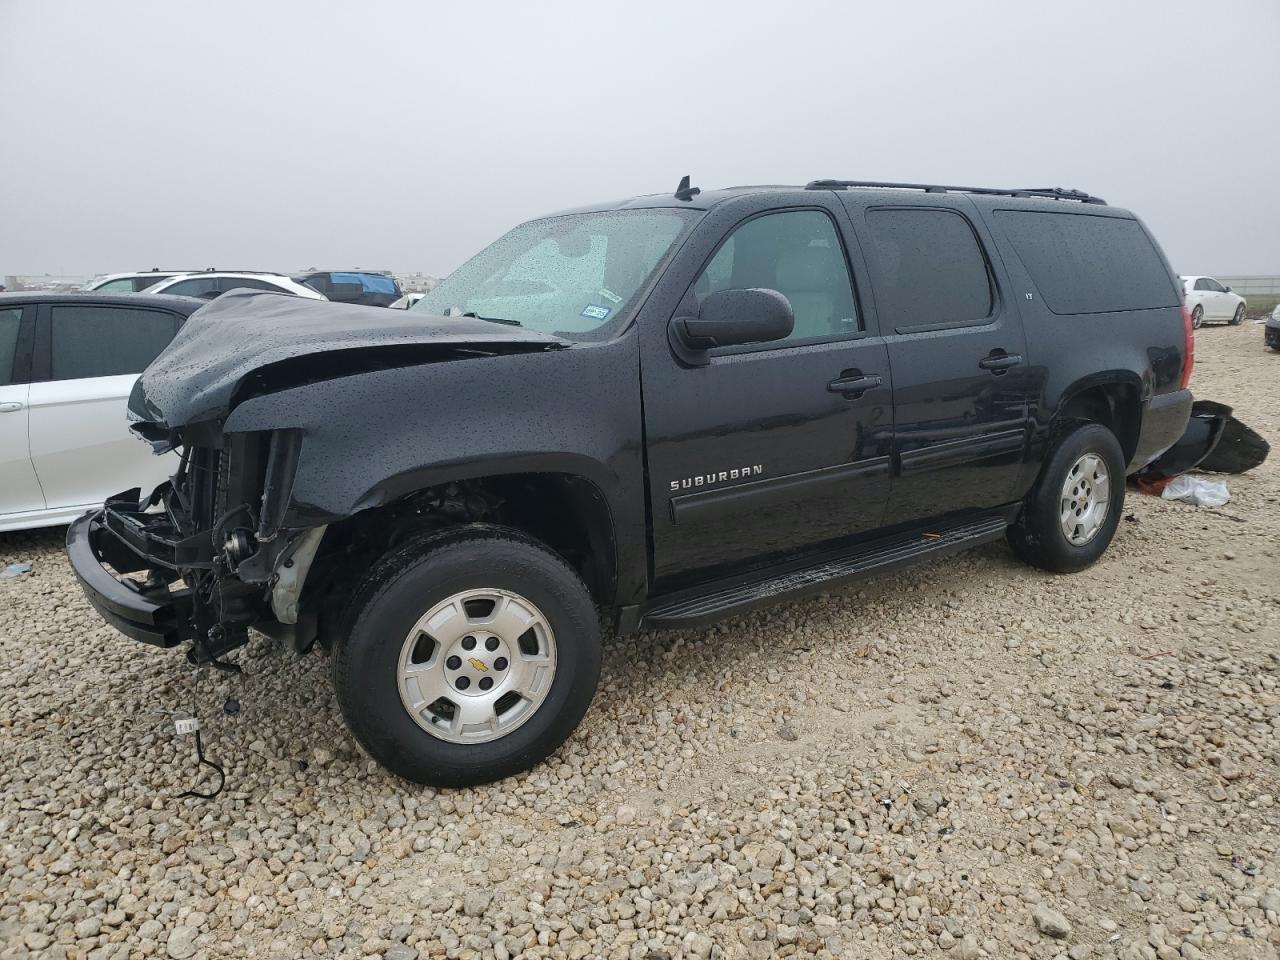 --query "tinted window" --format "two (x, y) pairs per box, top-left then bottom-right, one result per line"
(1204, 278), (1224, 293)
(223, 278), (291, 294)
(863, 208), (992, 329)
(161, 277), (221, 299)
(50, 306), (178, 380)
(133, 276), (167, 291)
(690, 210), (858, 342)
(995, 211), (1178, 315)
(1193, 278), (1211, 291)
(0, 307), (21, 386)
(331, 272), (399, 295)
